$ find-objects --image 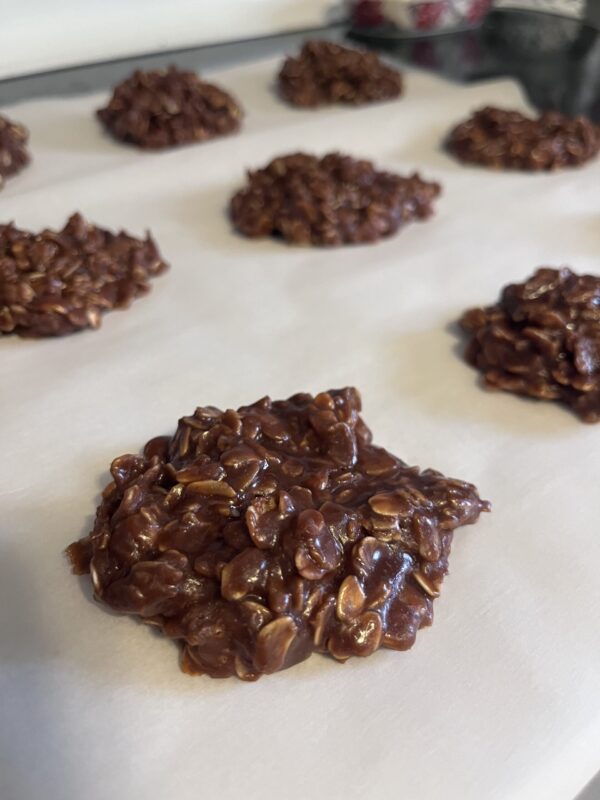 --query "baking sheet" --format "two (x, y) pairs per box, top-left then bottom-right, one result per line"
(1, 57), (599, 800)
